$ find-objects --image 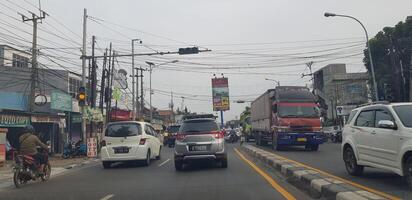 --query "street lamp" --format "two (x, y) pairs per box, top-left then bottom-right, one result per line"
(324, 12), (379, 101)
(264, 78), (280, 86)
(145, 60), (179, 122)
